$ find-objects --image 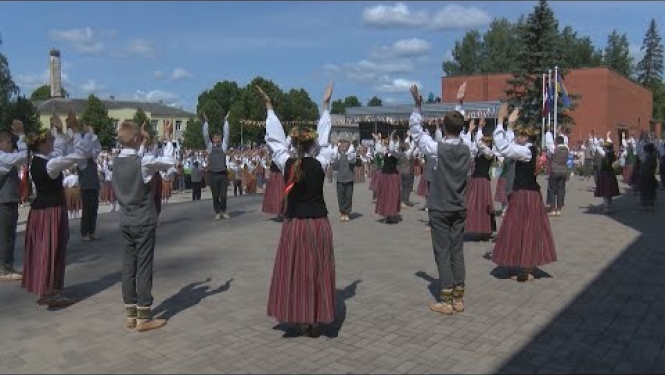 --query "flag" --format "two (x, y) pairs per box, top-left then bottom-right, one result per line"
(542, 75), (549, 116)
(547, 78), (555, 114)
(556, 74), (571, 108)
